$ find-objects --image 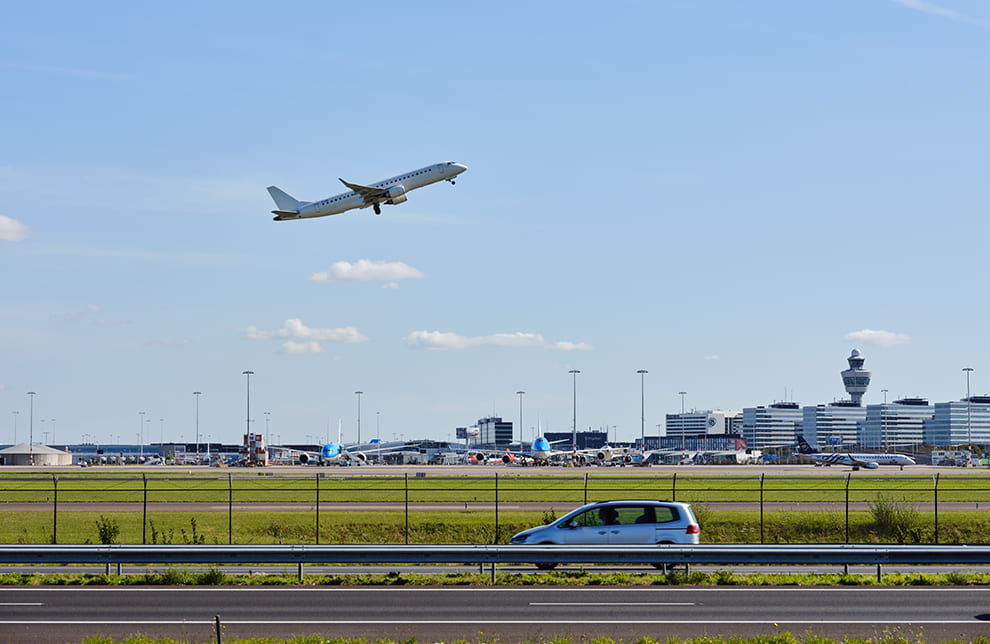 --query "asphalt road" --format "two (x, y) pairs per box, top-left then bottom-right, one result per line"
(4, 586), (990, 643)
